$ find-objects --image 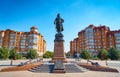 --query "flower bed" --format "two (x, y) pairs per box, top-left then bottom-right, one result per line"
(79, 63), (119, 73)
(0, 62), (43, 72)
